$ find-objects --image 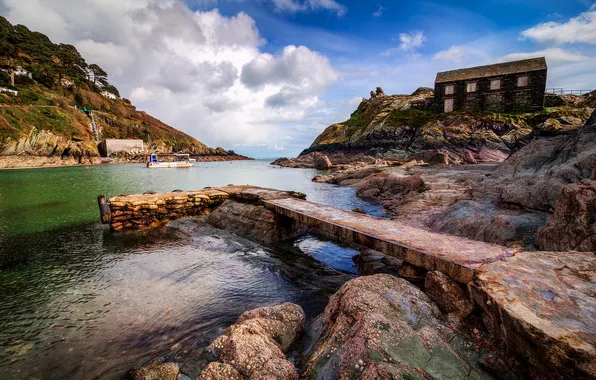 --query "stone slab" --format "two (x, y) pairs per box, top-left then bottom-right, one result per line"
(264, 198), (519, 283)
(470, 251), (596, 379)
